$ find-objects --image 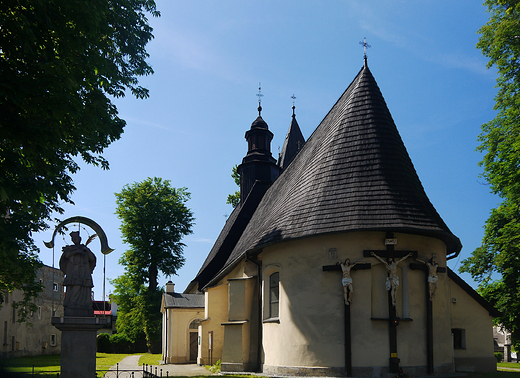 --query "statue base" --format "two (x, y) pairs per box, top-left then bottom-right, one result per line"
(52, 316), (108, 378)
